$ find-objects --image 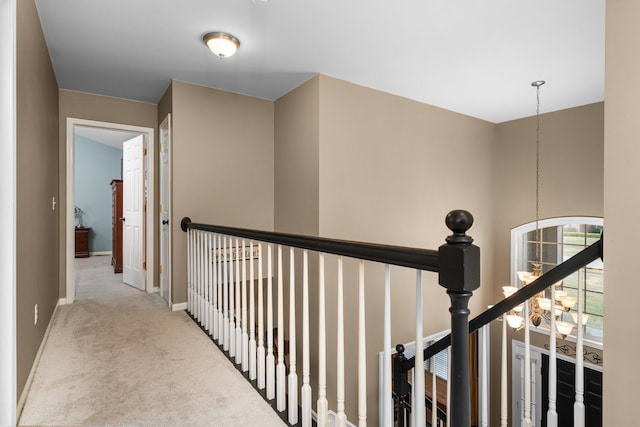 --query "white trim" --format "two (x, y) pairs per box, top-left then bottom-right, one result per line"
(57, 298), (68, 306)
(311, 409), (357, 427)
(510, 216), (603, 285)
(66, 118), (155, 303)
(16, 300), (62, 423)
(159, 114), (172, 306)
(0, 0), (16, 425)
(510, 216), (604, 346)
(89, 251), (112, 256)
(171, 302), (187, 312)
